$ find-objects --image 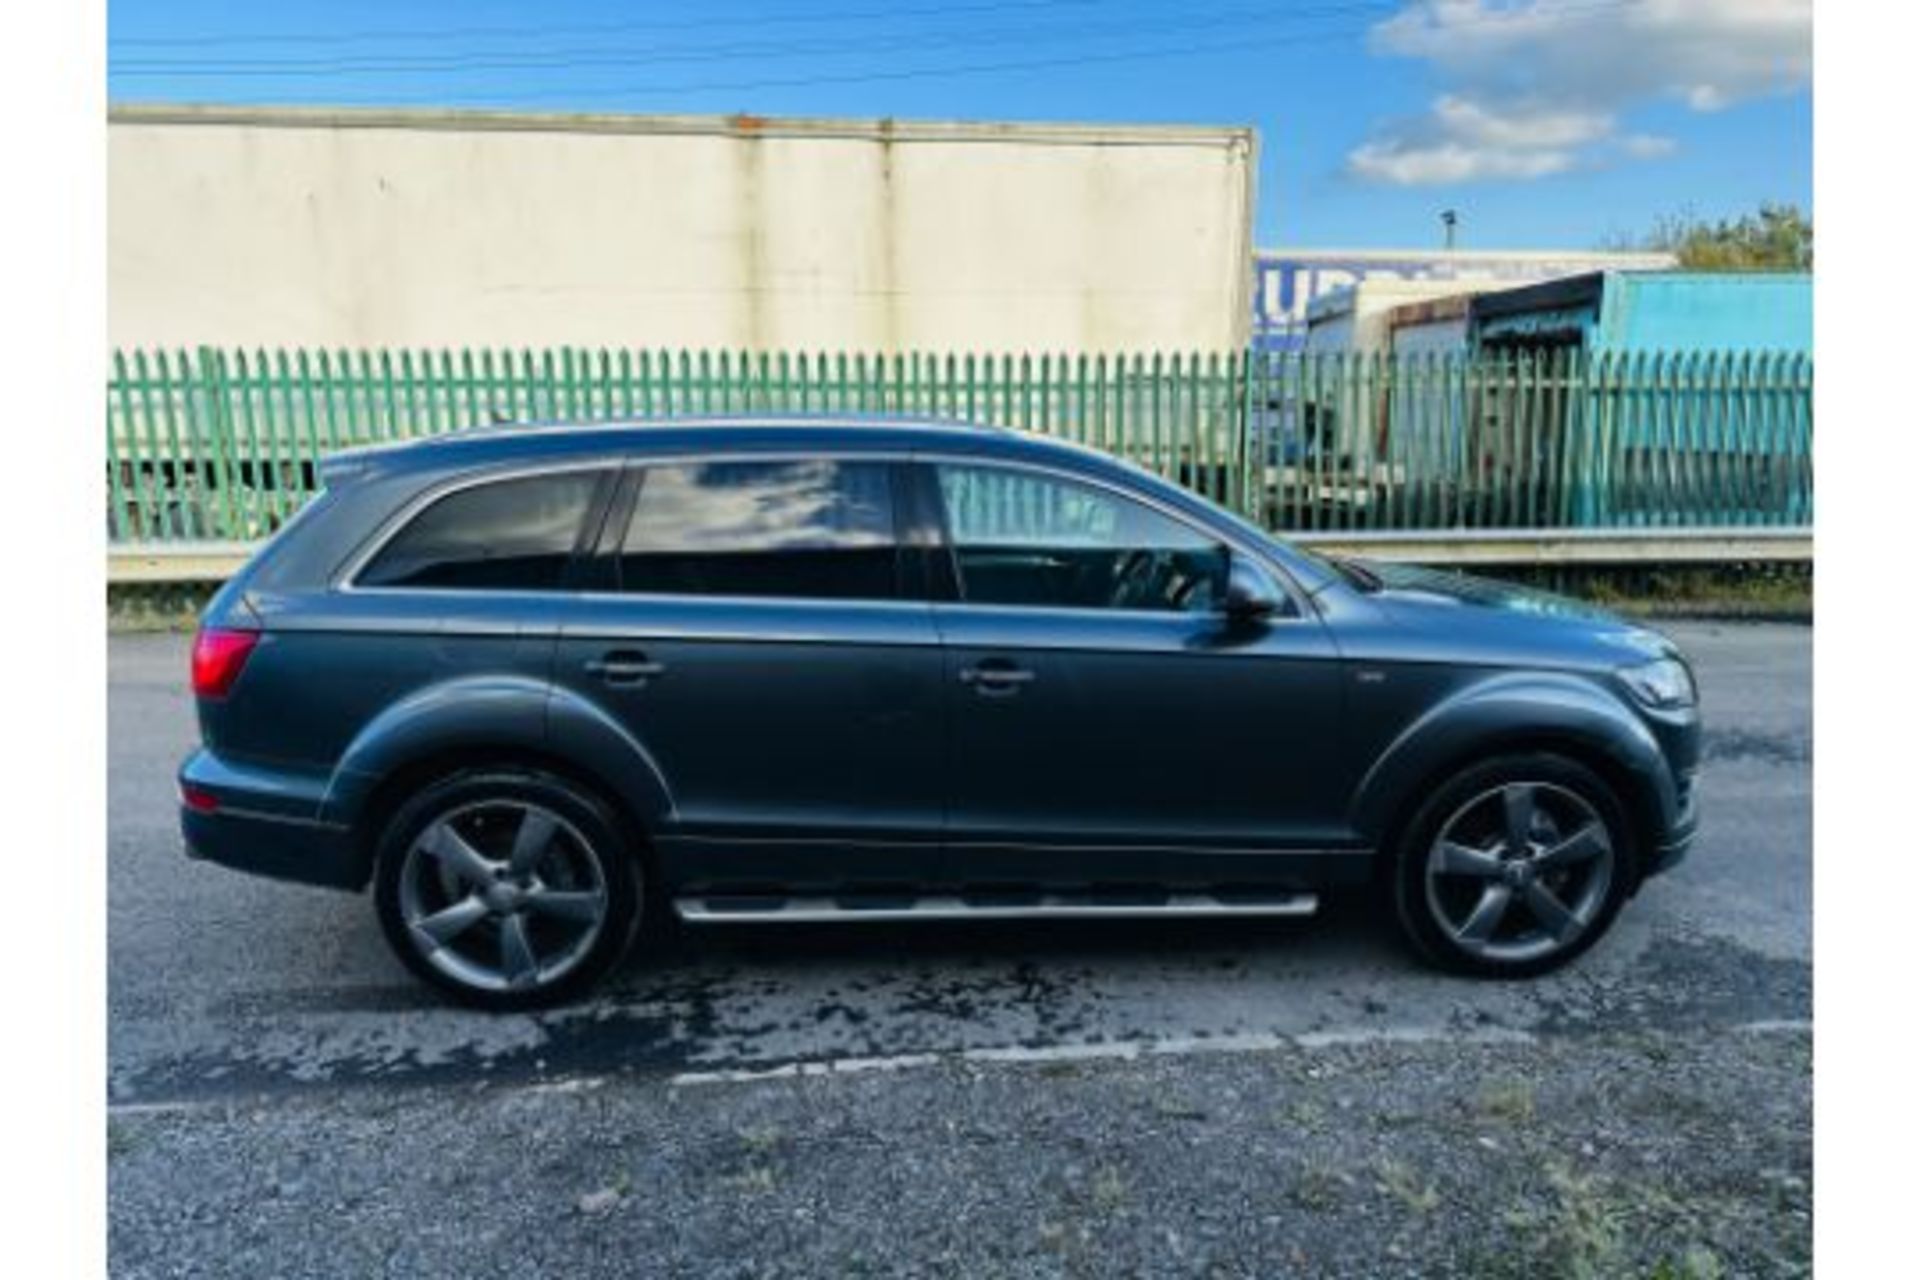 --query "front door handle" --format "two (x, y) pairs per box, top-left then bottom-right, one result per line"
(585, 650), (666, 686)
(958, 661), (1035, 696)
